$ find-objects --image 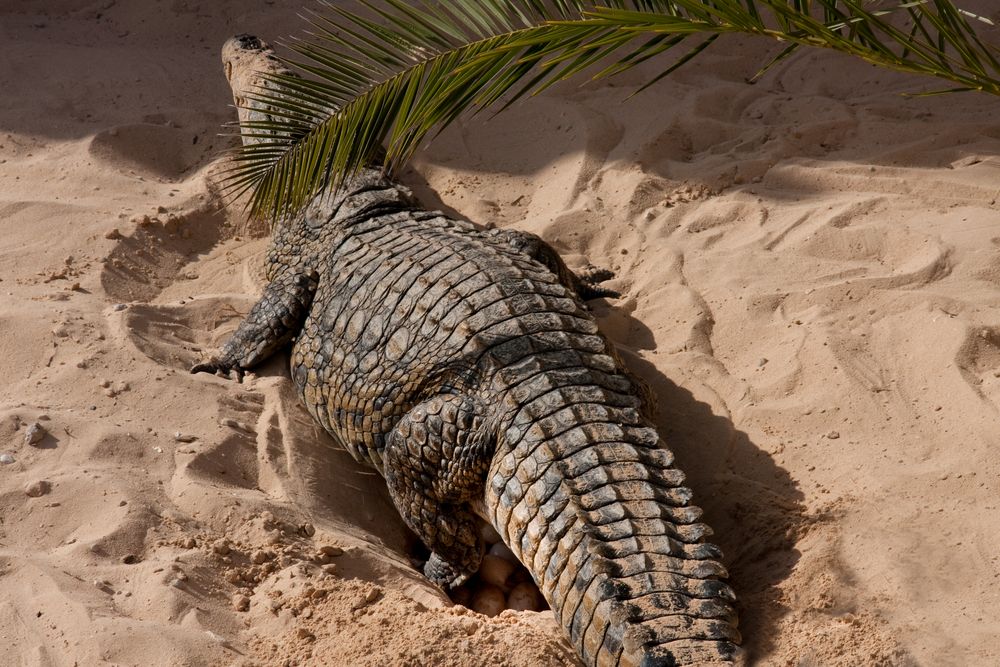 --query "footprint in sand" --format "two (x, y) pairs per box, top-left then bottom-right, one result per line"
(956, 326), (1000, 410)
(100, 203), (226, 303)
(769, 198), (954, 293)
